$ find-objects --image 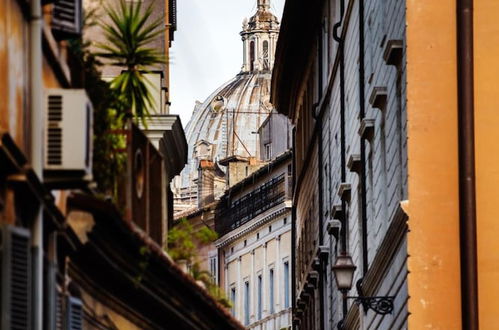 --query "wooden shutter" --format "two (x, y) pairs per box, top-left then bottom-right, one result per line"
(0, 225), (31, 330)
(66, 296), (83, 330)
(51, 0), (82, 40)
